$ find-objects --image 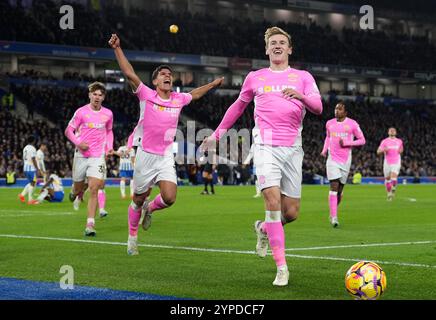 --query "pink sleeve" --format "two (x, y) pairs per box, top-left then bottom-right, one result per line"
(65, 125), (81, 146)
(378, 140), (385, 150)
(212, 98), (250, 140)
(134, 82), (154, 101)
(181, 92), (193, 106)
(68, 109), (82, 130)
(344, 122), (365, 147)
(238, 72), (255, 103)
(302, 71), (322, 115)
(105, 112), (114, 152)
(106, 111), (113, 131)
(321, 125), (330, 154)
(127, 131), (134, 149)
(106, 130), (114, 152)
